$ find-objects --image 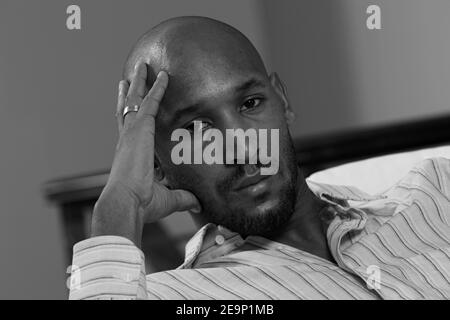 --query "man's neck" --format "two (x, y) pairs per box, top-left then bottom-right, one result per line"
(269, 170), (335, 263)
